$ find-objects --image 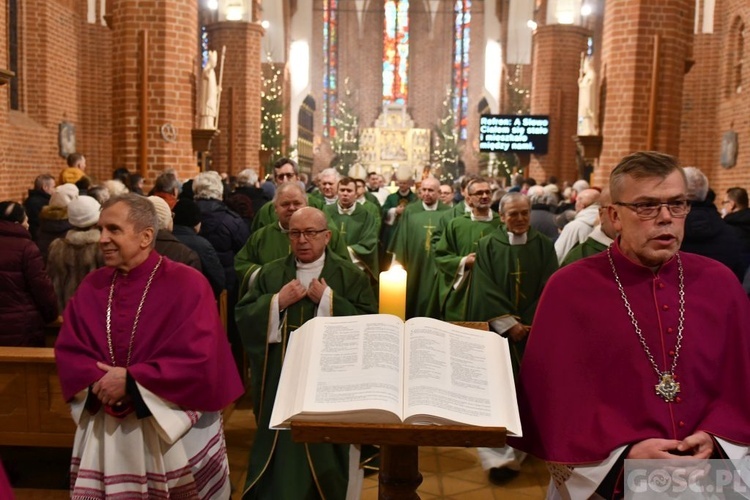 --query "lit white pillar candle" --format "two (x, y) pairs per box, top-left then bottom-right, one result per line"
(379, 264), (407, 320)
